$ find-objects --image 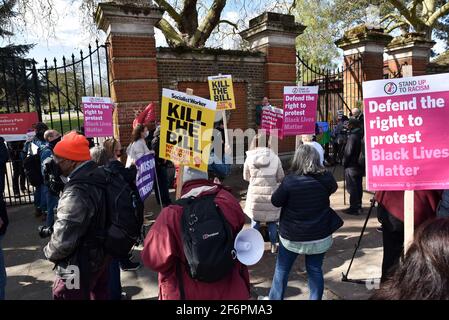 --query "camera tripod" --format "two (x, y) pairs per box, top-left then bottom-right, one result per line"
(341, 196), (380, 284)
